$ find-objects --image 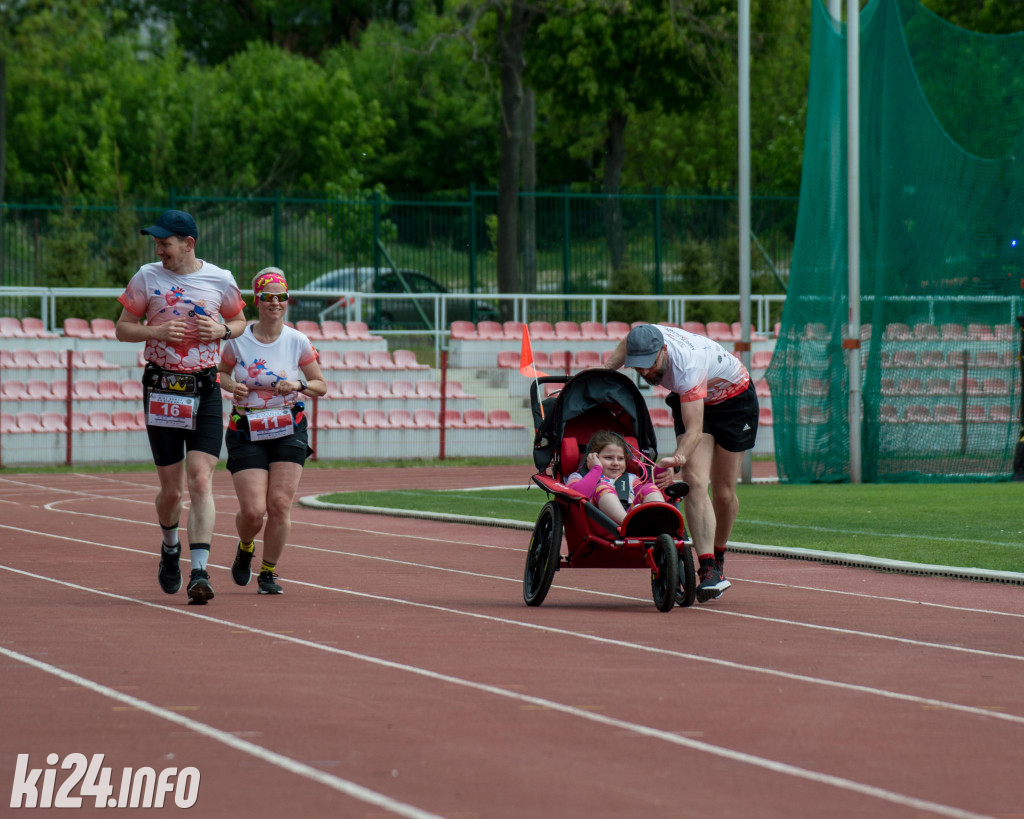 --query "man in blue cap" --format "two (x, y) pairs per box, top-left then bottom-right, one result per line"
(606, 323), (759, 602)
(115, 210), (248, 604)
